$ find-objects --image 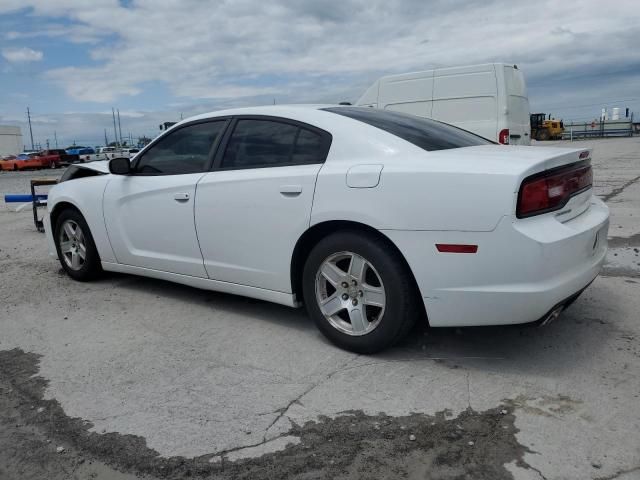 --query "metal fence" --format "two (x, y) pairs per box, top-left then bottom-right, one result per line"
(562, 116), (634, 139)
